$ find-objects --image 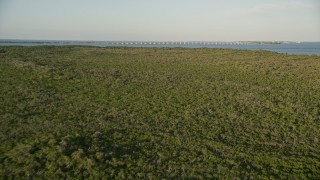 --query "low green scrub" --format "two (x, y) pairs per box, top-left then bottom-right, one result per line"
(0, 46), (319, 179)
